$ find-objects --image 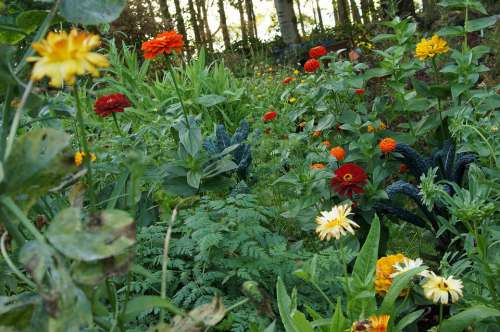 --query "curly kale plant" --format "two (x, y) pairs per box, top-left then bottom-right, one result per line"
(203, 120), (252, 178)
(374, 142), (476, 233)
